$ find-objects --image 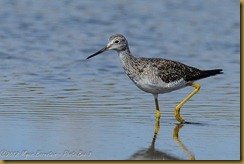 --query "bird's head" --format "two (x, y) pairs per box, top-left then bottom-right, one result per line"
(86, 34), (128, 59)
